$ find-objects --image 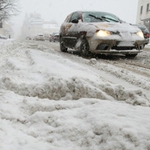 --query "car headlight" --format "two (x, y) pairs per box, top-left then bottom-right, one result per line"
(96, 30), (111, 37)
(137, 31), (144, 38)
